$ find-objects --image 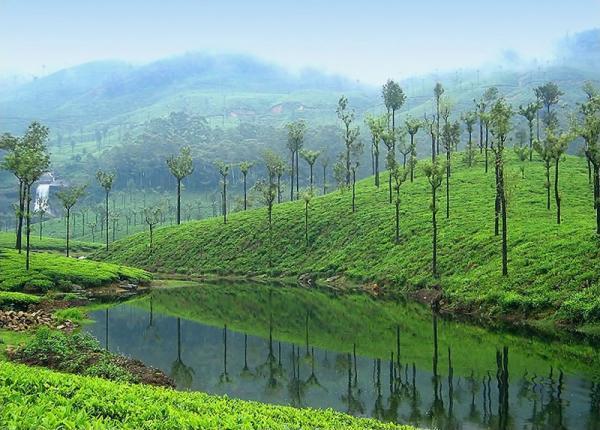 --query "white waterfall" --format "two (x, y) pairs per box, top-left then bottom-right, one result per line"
(34, 184), (50, 212)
